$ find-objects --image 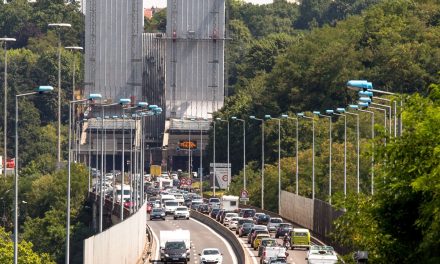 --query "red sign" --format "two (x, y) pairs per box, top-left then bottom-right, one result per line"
(222, 175), (228, 182)
(240, 189), (249, 198)
(6, 159), (15, 169)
